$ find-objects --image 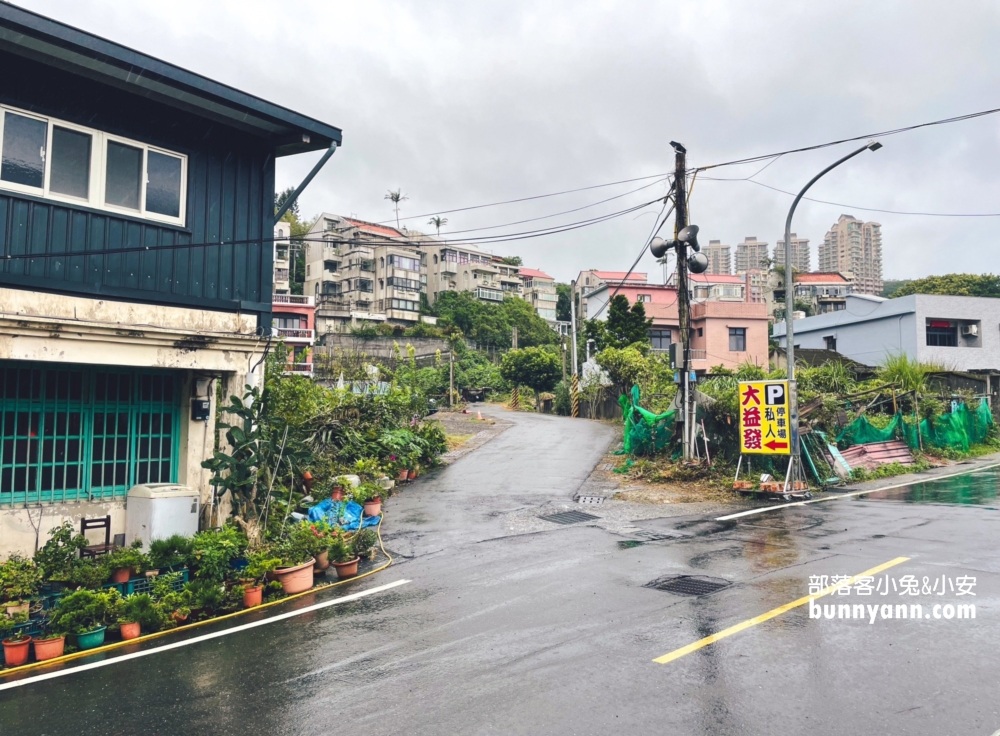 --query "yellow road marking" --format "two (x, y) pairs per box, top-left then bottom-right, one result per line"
(653, 556), (910, 664)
